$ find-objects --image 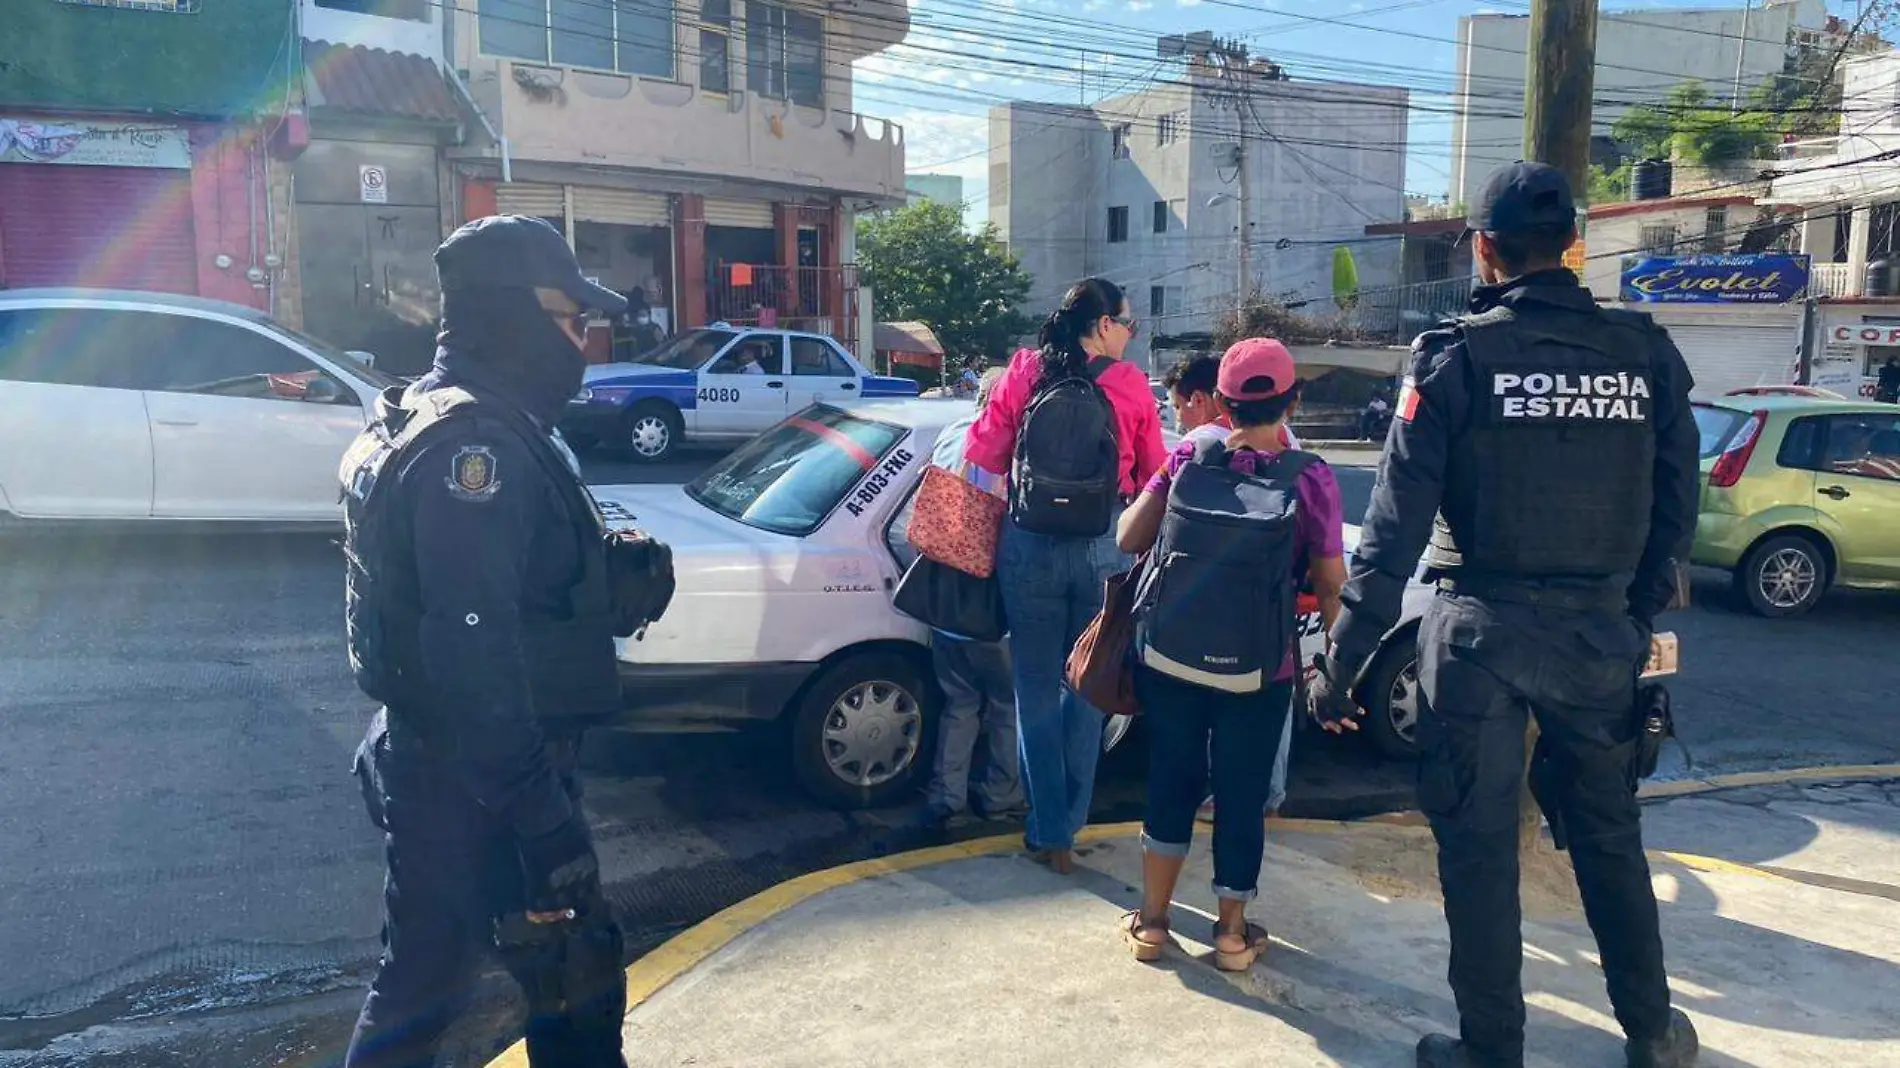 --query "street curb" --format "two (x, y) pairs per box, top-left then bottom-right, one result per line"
(483, 765), (1900, 1068)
